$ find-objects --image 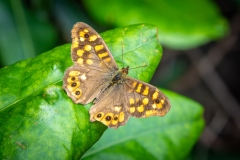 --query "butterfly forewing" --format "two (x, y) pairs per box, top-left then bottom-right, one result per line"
(71, 22), (118, 69)
(63, 22), (118, 104)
